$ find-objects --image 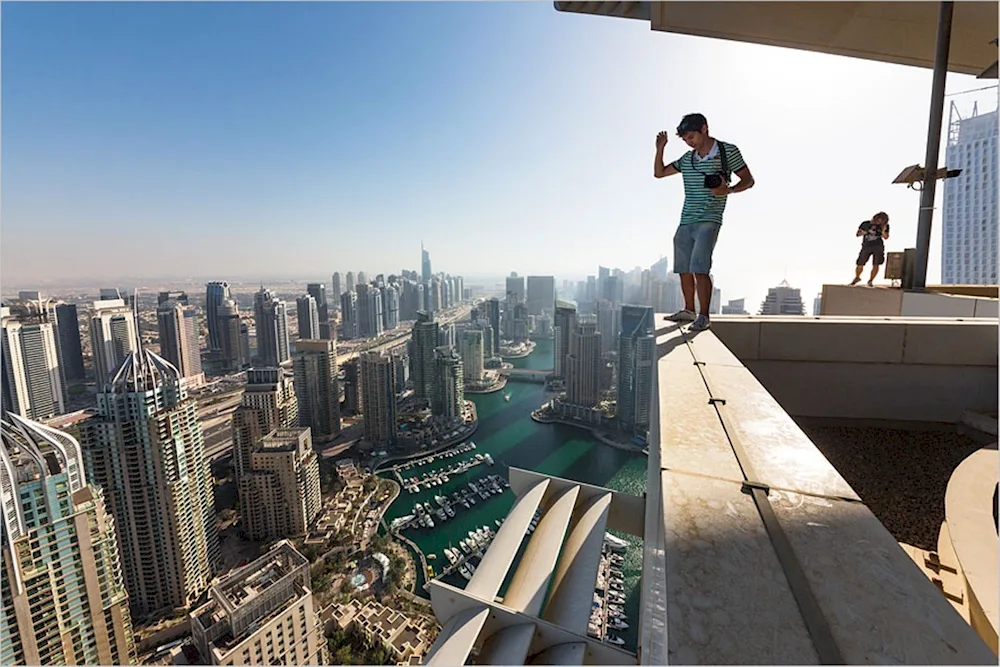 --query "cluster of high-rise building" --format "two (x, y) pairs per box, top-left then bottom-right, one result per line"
(0, 244), (477, 665)
(333, 253), (464, 341)
(571, 261), (721, 321)
(497, 273), (555, 342)
(549, 295), (655, 434)
(402, 311), (467, 422)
